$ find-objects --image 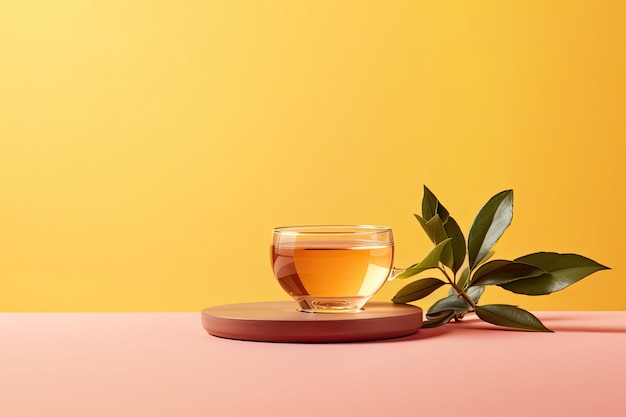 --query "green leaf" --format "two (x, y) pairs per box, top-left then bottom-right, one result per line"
(458, 267), (471, 290)
(447, 283), (484, 302)
(426, 295), (470, 318)
(475, 251), (495, 267)
(500, 252), (610, 295)
(392, 278), (446, 304)
(414, 214), (453, 271)
(475, 304), (553, 332)
(447, 267), (469, 296)
(414, 214), (448, 245)
(448, 266), (470, 295)
(467, 286), (485, 304)
(422, 186), (449, 224)
(444, 216), (466, 273)
(394, 238), (452, 279)
(470, 260), (546, 287)
(421, 310), (456, 328)
(467, 190), (514, 270)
